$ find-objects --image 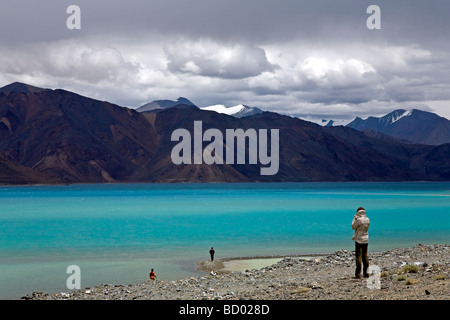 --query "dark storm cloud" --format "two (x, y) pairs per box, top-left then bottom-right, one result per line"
(0, 0), (449, 119)
(4, 1), (448, 46)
